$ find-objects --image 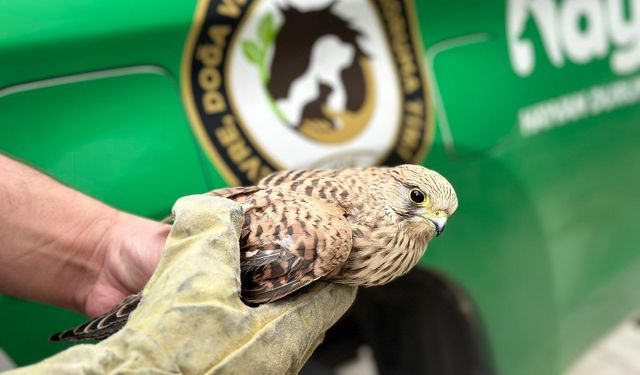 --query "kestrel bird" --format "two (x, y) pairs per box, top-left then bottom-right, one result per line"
(52, 164), (458, 341)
